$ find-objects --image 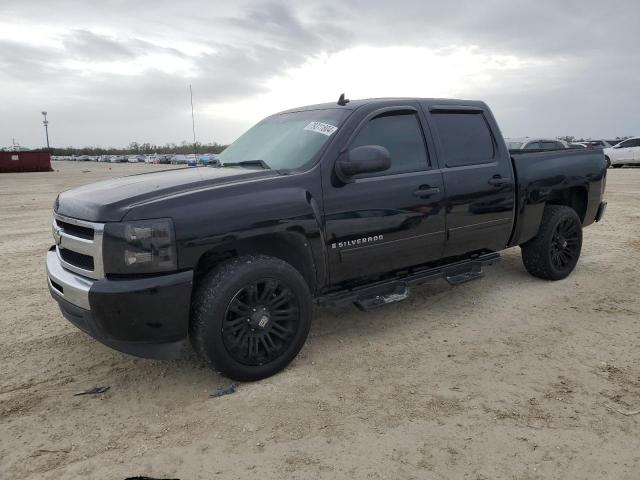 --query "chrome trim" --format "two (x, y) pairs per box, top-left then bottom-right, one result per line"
(58, 232), (94, 255)
(46, 249), (93, 309)
(52, 213), (105, 279)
